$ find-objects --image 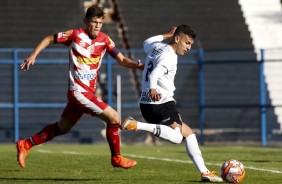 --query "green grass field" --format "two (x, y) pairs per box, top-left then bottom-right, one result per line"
(0, 143), (281, 184)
